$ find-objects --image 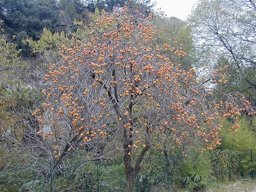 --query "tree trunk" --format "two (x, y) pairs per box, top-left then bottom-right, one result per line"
(164, 149), (173, 192)
(124, 144), (136, 192)
(125, 170), (136, 192)
(123, 143), (150, 192)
